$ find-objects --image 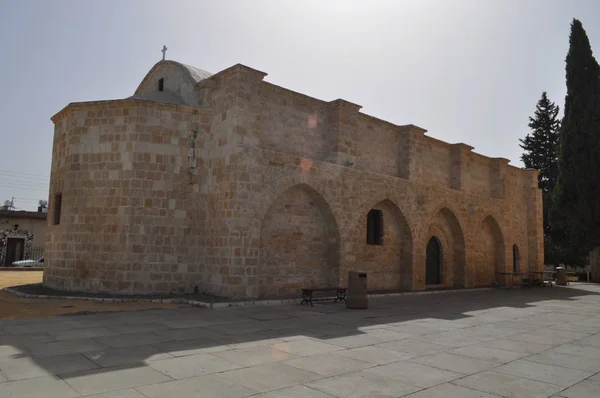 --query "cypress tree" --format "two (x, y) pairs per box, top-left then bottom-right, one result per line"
(553, 19), (600, 275)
